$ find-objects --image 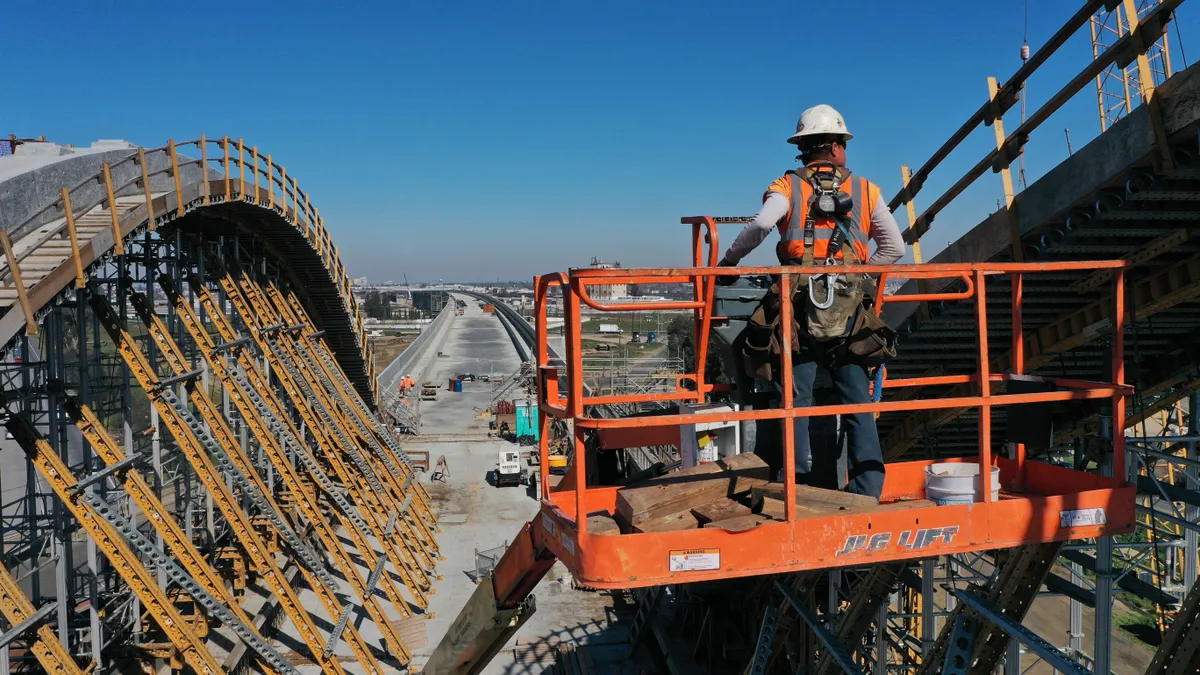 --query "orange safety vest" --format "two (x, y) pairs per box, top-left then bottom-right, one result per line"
(777, 169), (873, 264)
